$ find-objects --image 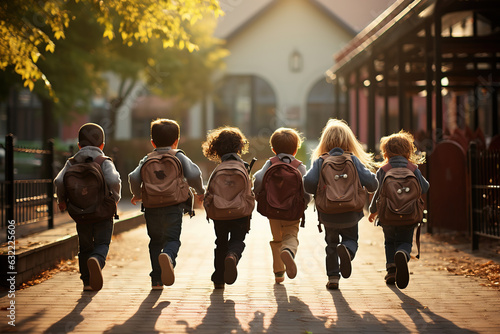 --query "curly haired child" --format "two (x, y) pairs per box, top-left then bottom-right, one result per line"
(202, 126), (254, 289)
(369, 130), (429, 289)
